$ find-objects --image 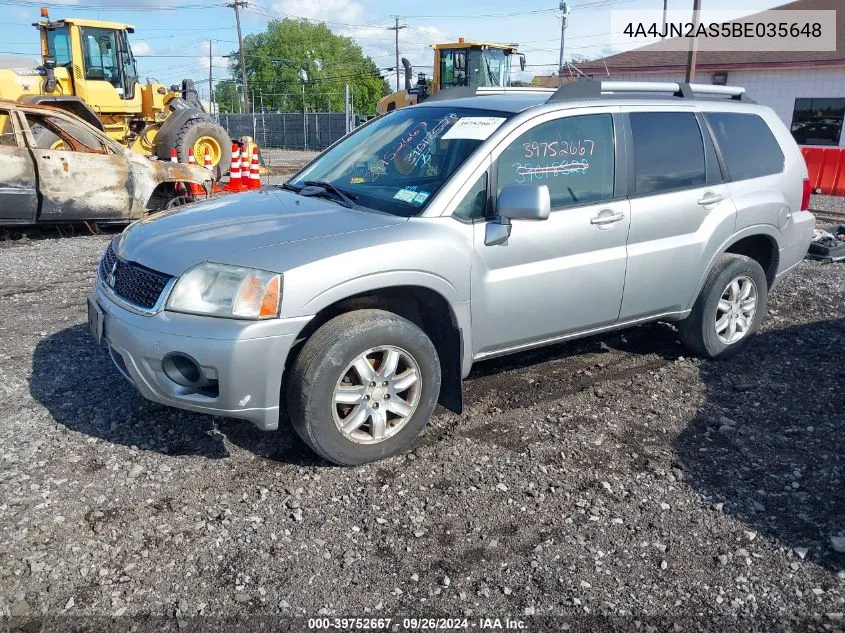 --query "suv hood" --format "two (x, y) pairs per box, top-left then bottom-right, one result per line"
(117, 189), (404, 275)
